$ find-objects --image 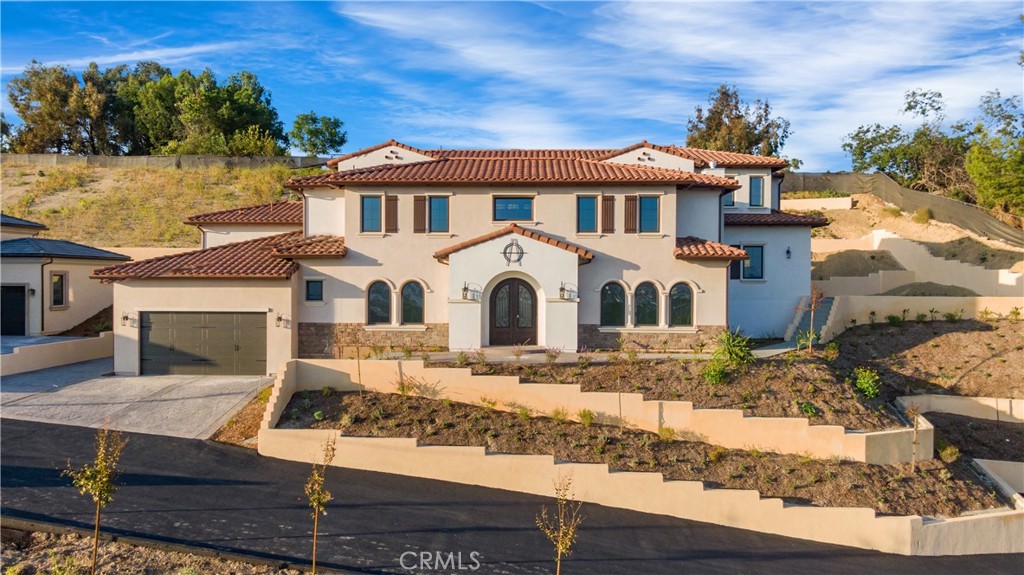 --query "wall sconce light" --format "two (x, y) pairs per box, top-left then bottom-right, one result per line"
(786, 247), (792, 259)
(559, 282), (567, 300)
(27, 288), (36, 296)
(121, 312), (129, 326)
(275, 314), (283, 327)
(462, 282), (470, 300)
